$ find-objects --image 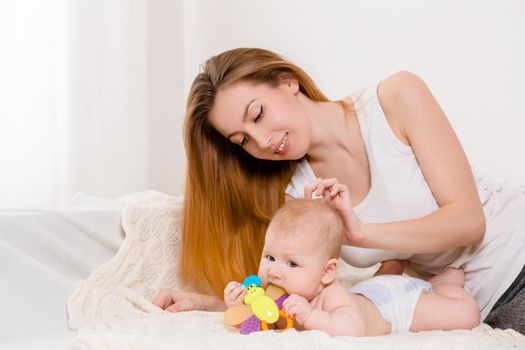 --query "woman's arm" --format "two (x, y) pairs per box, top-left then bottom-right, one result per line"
(362, 71), (485, 253)
(154, 289), (227, 312)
